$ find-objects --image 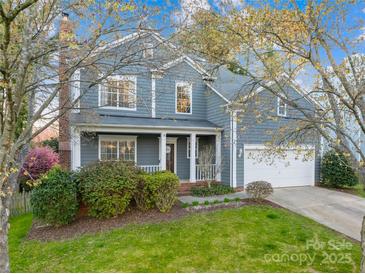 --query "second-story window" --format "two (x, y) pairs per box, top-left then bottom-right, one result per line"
(100, 75), (136, 110)
(143, 43), (154, 58)
(277, 97), (287, 117)
(176, 81), (192, 114)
